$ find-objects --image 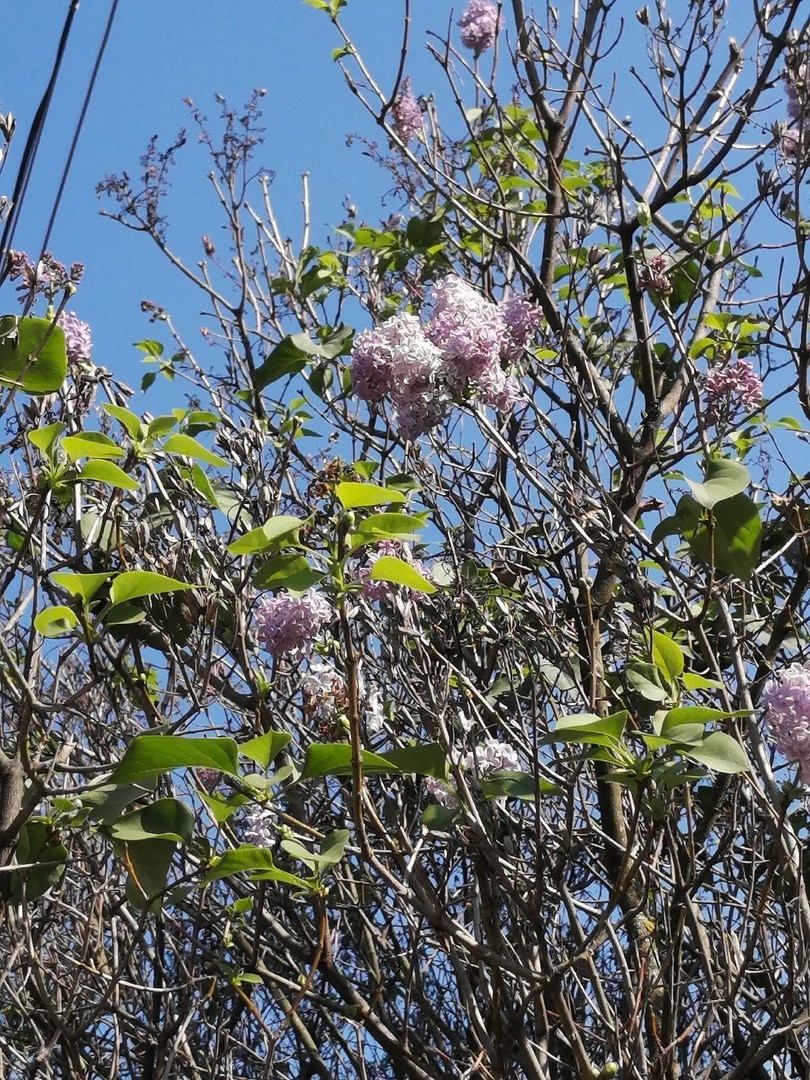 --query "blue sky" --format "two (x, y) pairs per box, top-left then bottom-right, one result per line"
(2, 1), (445, 389)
